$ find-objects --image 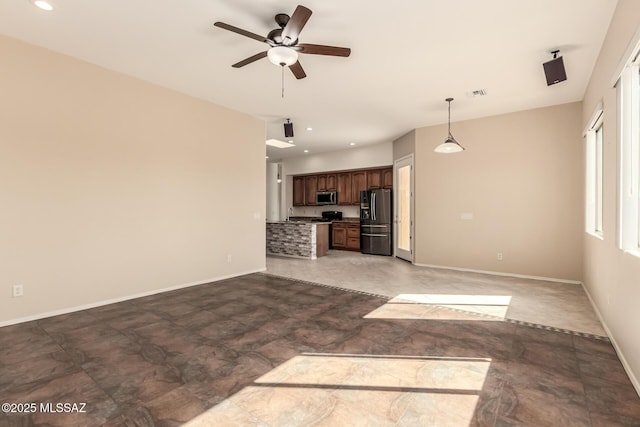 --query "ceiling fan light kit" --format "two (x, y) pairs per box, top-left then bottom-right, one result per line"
(434, 97), (465, 154)
(267, 46), (298, 67)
